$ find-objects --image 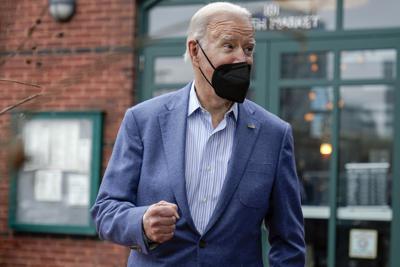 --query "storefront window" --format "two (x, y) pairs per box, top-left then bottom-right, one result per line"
(148, 4), (202, 38)
(344, 0), (400, 30)
(154, 57), (193, 84)
(341, 49), (397, 80)
(338, 84), (393, 216)
(336, 85), (394, 267)
(280, 86), (333, 267)
(281, 51), (334, 80)
(280, 86), (333, 208)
